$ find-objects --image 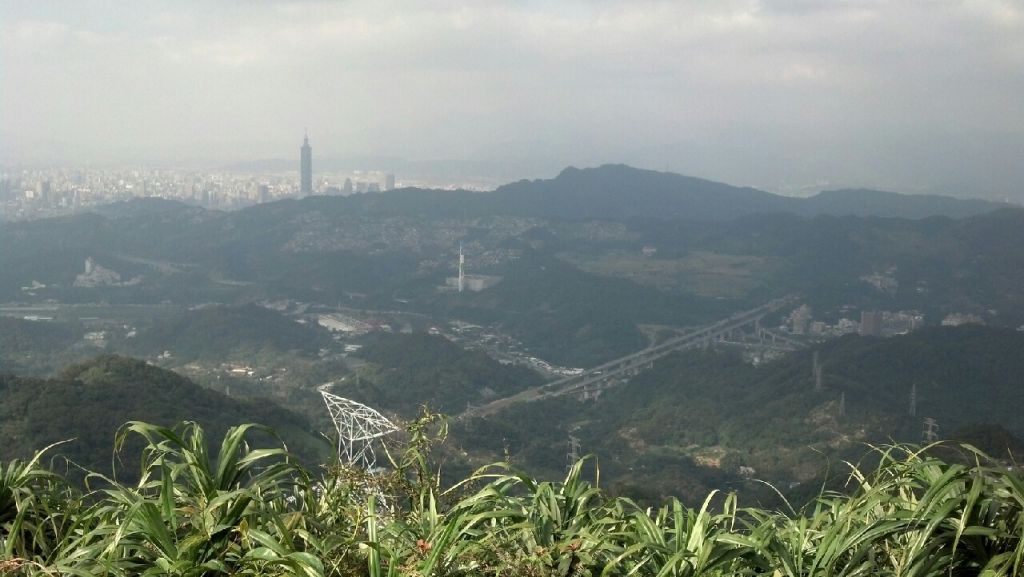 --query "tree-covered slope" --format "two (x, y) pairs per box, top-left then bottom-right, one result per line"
(433, 252), (729, 366)
(0, 316), (85, 375)
(0, 355), (328, 475)
(606, 208), (1024, 325)
(333, 332), (543, 417)
(125, 304), (332, 362)
(455, 326), (1024, 500)
(804, 187), (1005, 219)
